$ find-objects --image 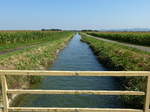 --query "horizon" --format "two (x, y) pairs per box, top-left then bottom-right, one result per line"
(0, 0), (150, 30)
